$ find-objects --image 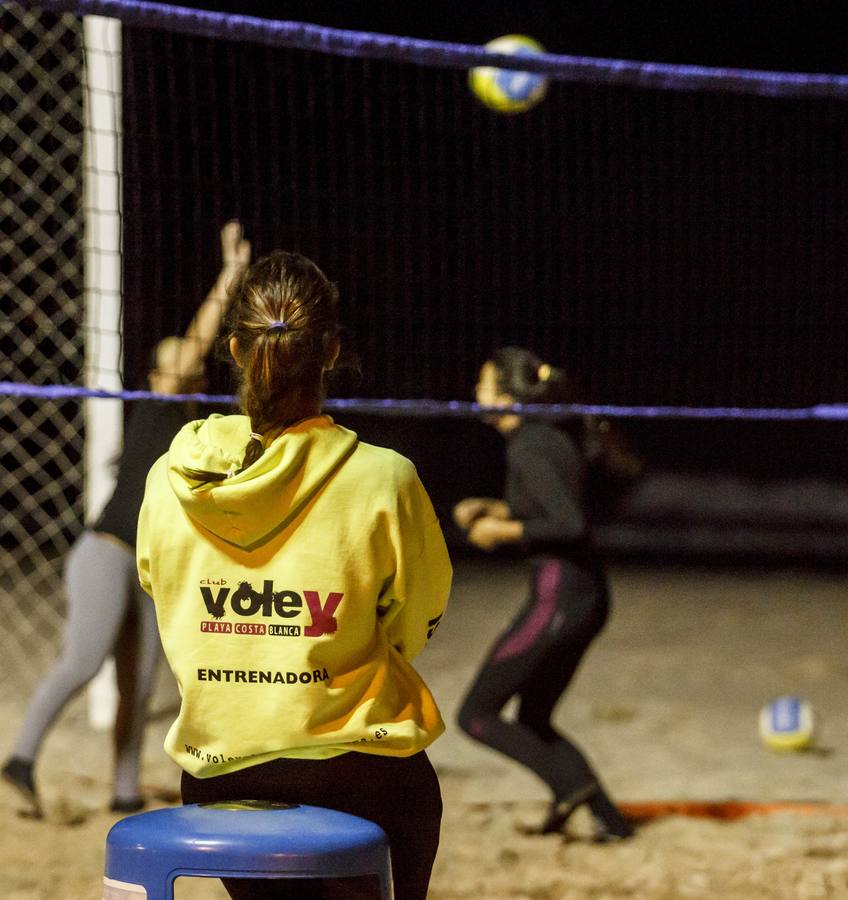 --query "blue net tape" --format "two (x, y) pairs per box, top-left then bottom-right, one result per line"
(4, 383), (848, 421)
(19, 0), (848, 99)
